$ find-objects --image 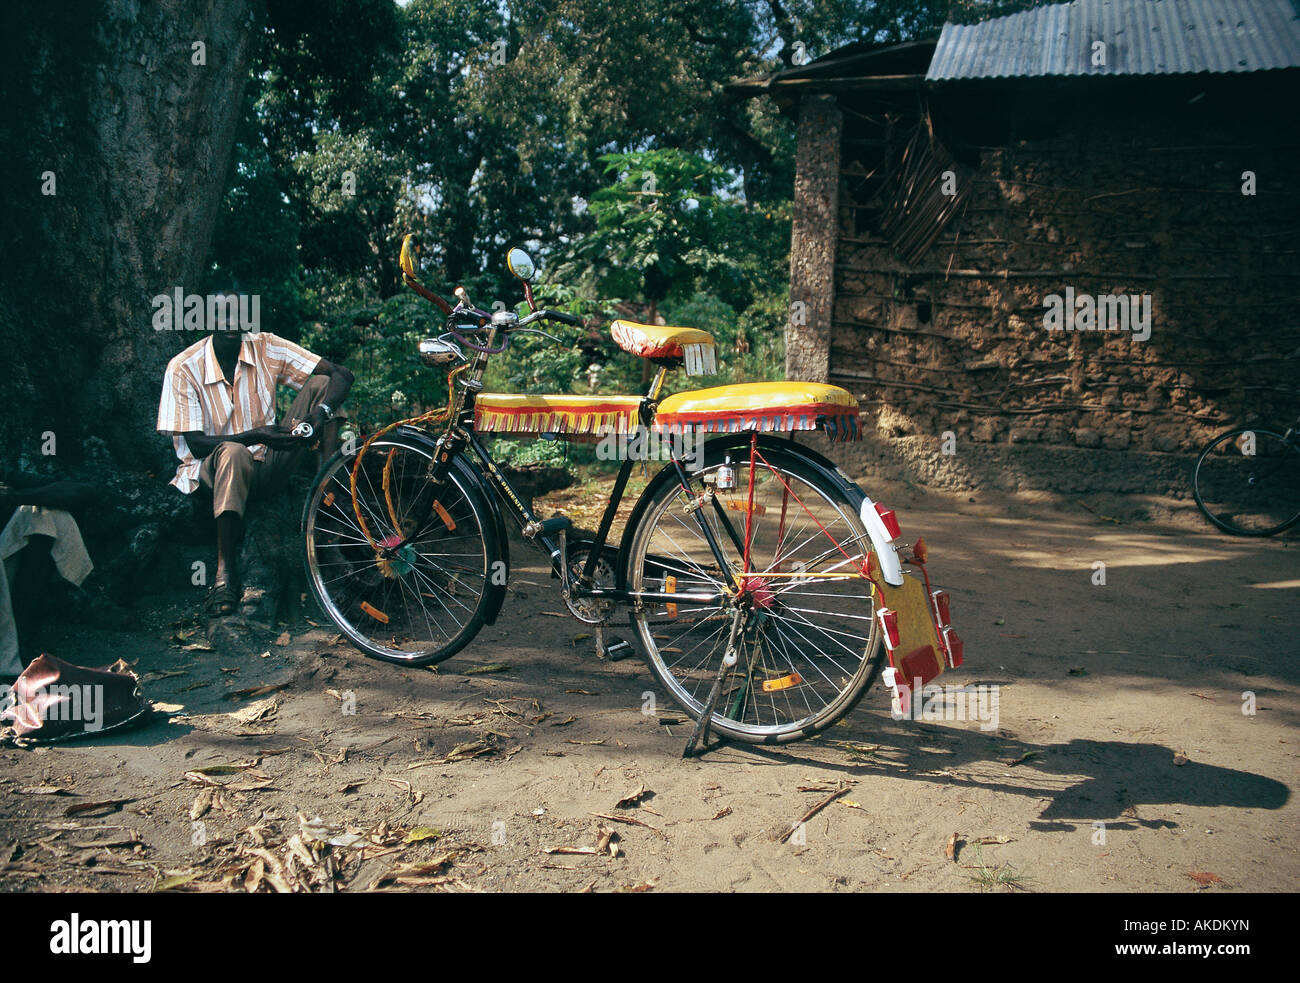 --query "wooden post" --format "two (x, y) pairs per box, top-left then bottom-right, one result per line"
(787, 93), (843, 383)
